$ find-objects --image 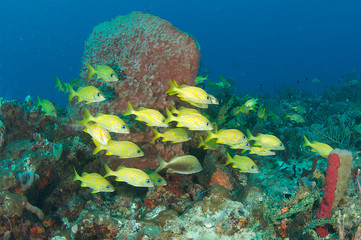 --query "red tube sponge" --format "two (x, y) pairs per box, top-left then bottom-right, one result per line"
(315, 152), (340, 237)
